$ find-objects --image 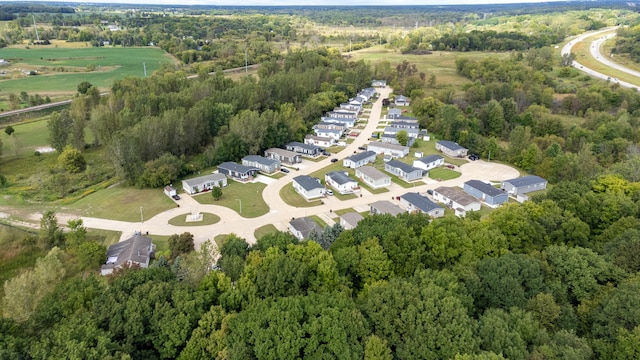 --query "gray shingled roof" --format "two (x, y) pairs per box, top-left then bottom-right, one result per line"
(182, 173), (226, 187)
(386, 159), (420, 174)
(290, 217), (323, 239)
(326, 171), (356, 185)
(287, 142), (321, 152)
(368, 142), (408, 151)
(357, 166), (389, 181)
(242, 155), (278, 167)
(294, 175), (324, 191)
(370, 200), (404, 216)
(503, 175), (547, 187)
(401, 192), (442, 213)
(465, 180), (504, 197)
(218, 162), (259, 174)
(416, 155), (444, 164)
(346, 151), (377, 163)
(434, 186), (479, 206)
(341, 212), (364, 227)
(102, 234), (153, 272)
(437, 140), (467, 151)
